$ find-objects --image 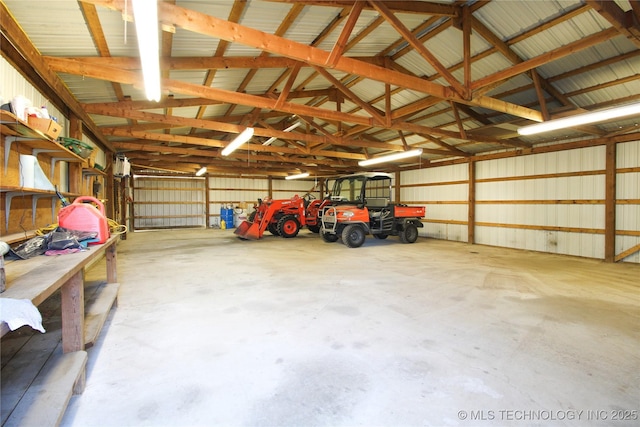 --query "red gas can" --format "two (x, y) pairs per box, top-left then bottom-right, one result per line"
(58, 196), (110, 244)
